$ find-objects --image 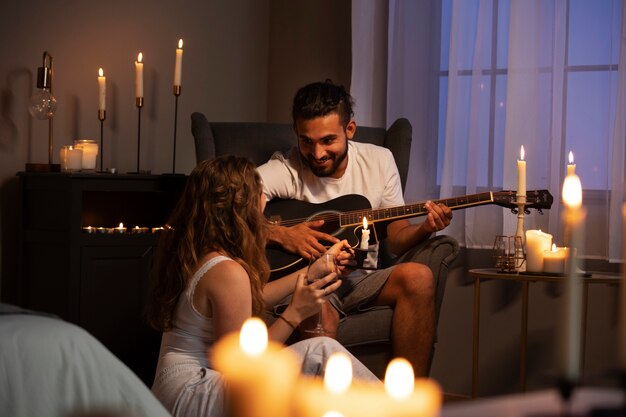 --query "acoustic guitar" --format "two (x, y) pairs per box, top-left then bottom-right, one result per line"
(264, 189), (553, 278)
